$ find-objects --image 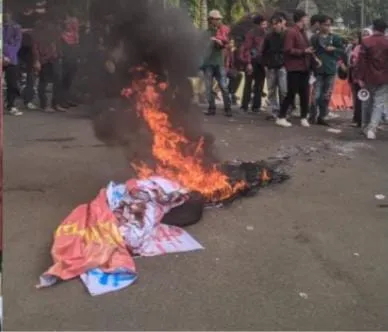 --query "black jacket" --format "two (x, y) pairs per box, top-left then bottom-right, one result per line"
(261, 30), (285, 69)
